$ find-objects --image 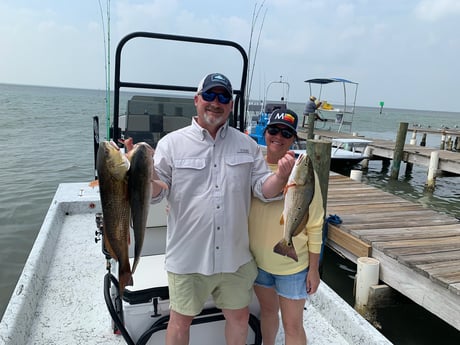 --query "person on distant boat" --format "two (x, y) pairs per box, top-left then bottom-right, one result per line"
(249, 108), (324, 345)
(303, 95), (325, 121)
(150, 73), (295, 345)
